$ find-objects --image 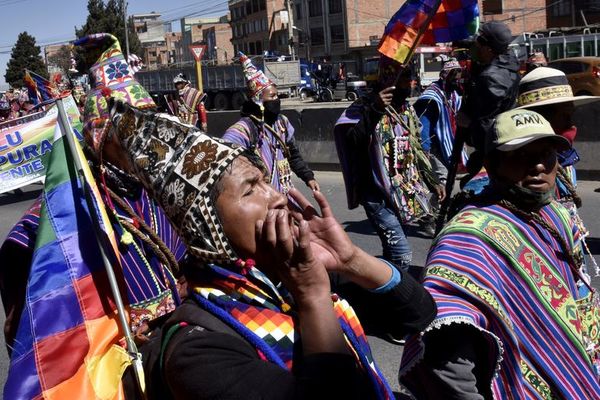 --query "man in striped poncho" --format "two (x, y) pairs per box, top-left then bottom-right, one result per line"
(399, 109), (600, 399)
(414, 59), (467, 236)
